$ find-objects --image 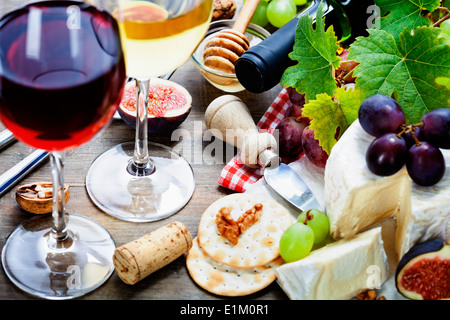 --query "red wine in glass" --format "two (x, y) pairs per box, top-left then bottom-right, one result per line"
(0, 1), (125, 300)
(0, 1), (126, 151)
